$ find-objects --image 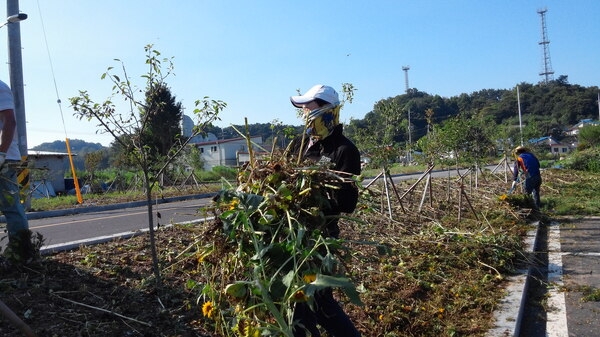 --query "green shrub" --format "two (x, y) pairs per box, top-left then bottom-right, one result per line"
(195, 170), (220, 181)
(210, 166), (237, 180)
(539, 159), (556, 169)
(561, 147), (600, 173)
